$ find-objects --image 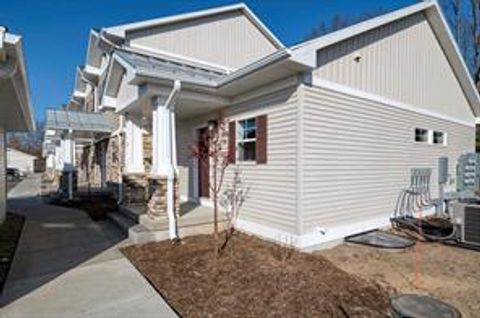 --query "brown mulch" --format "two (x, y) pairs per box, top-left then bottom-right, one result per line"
(122, 232), (391, 317)
(0, 212), (25, 293)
